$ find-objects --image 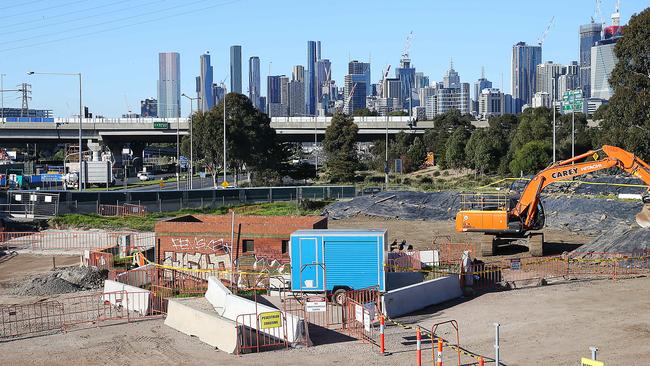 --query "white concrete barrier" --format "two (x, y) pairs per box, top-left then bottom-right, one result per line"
(204, 276), (308, 345)
(382, 276), (462, 318)
(164, 298), (238, 354)
(103, 279), (150, 314)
